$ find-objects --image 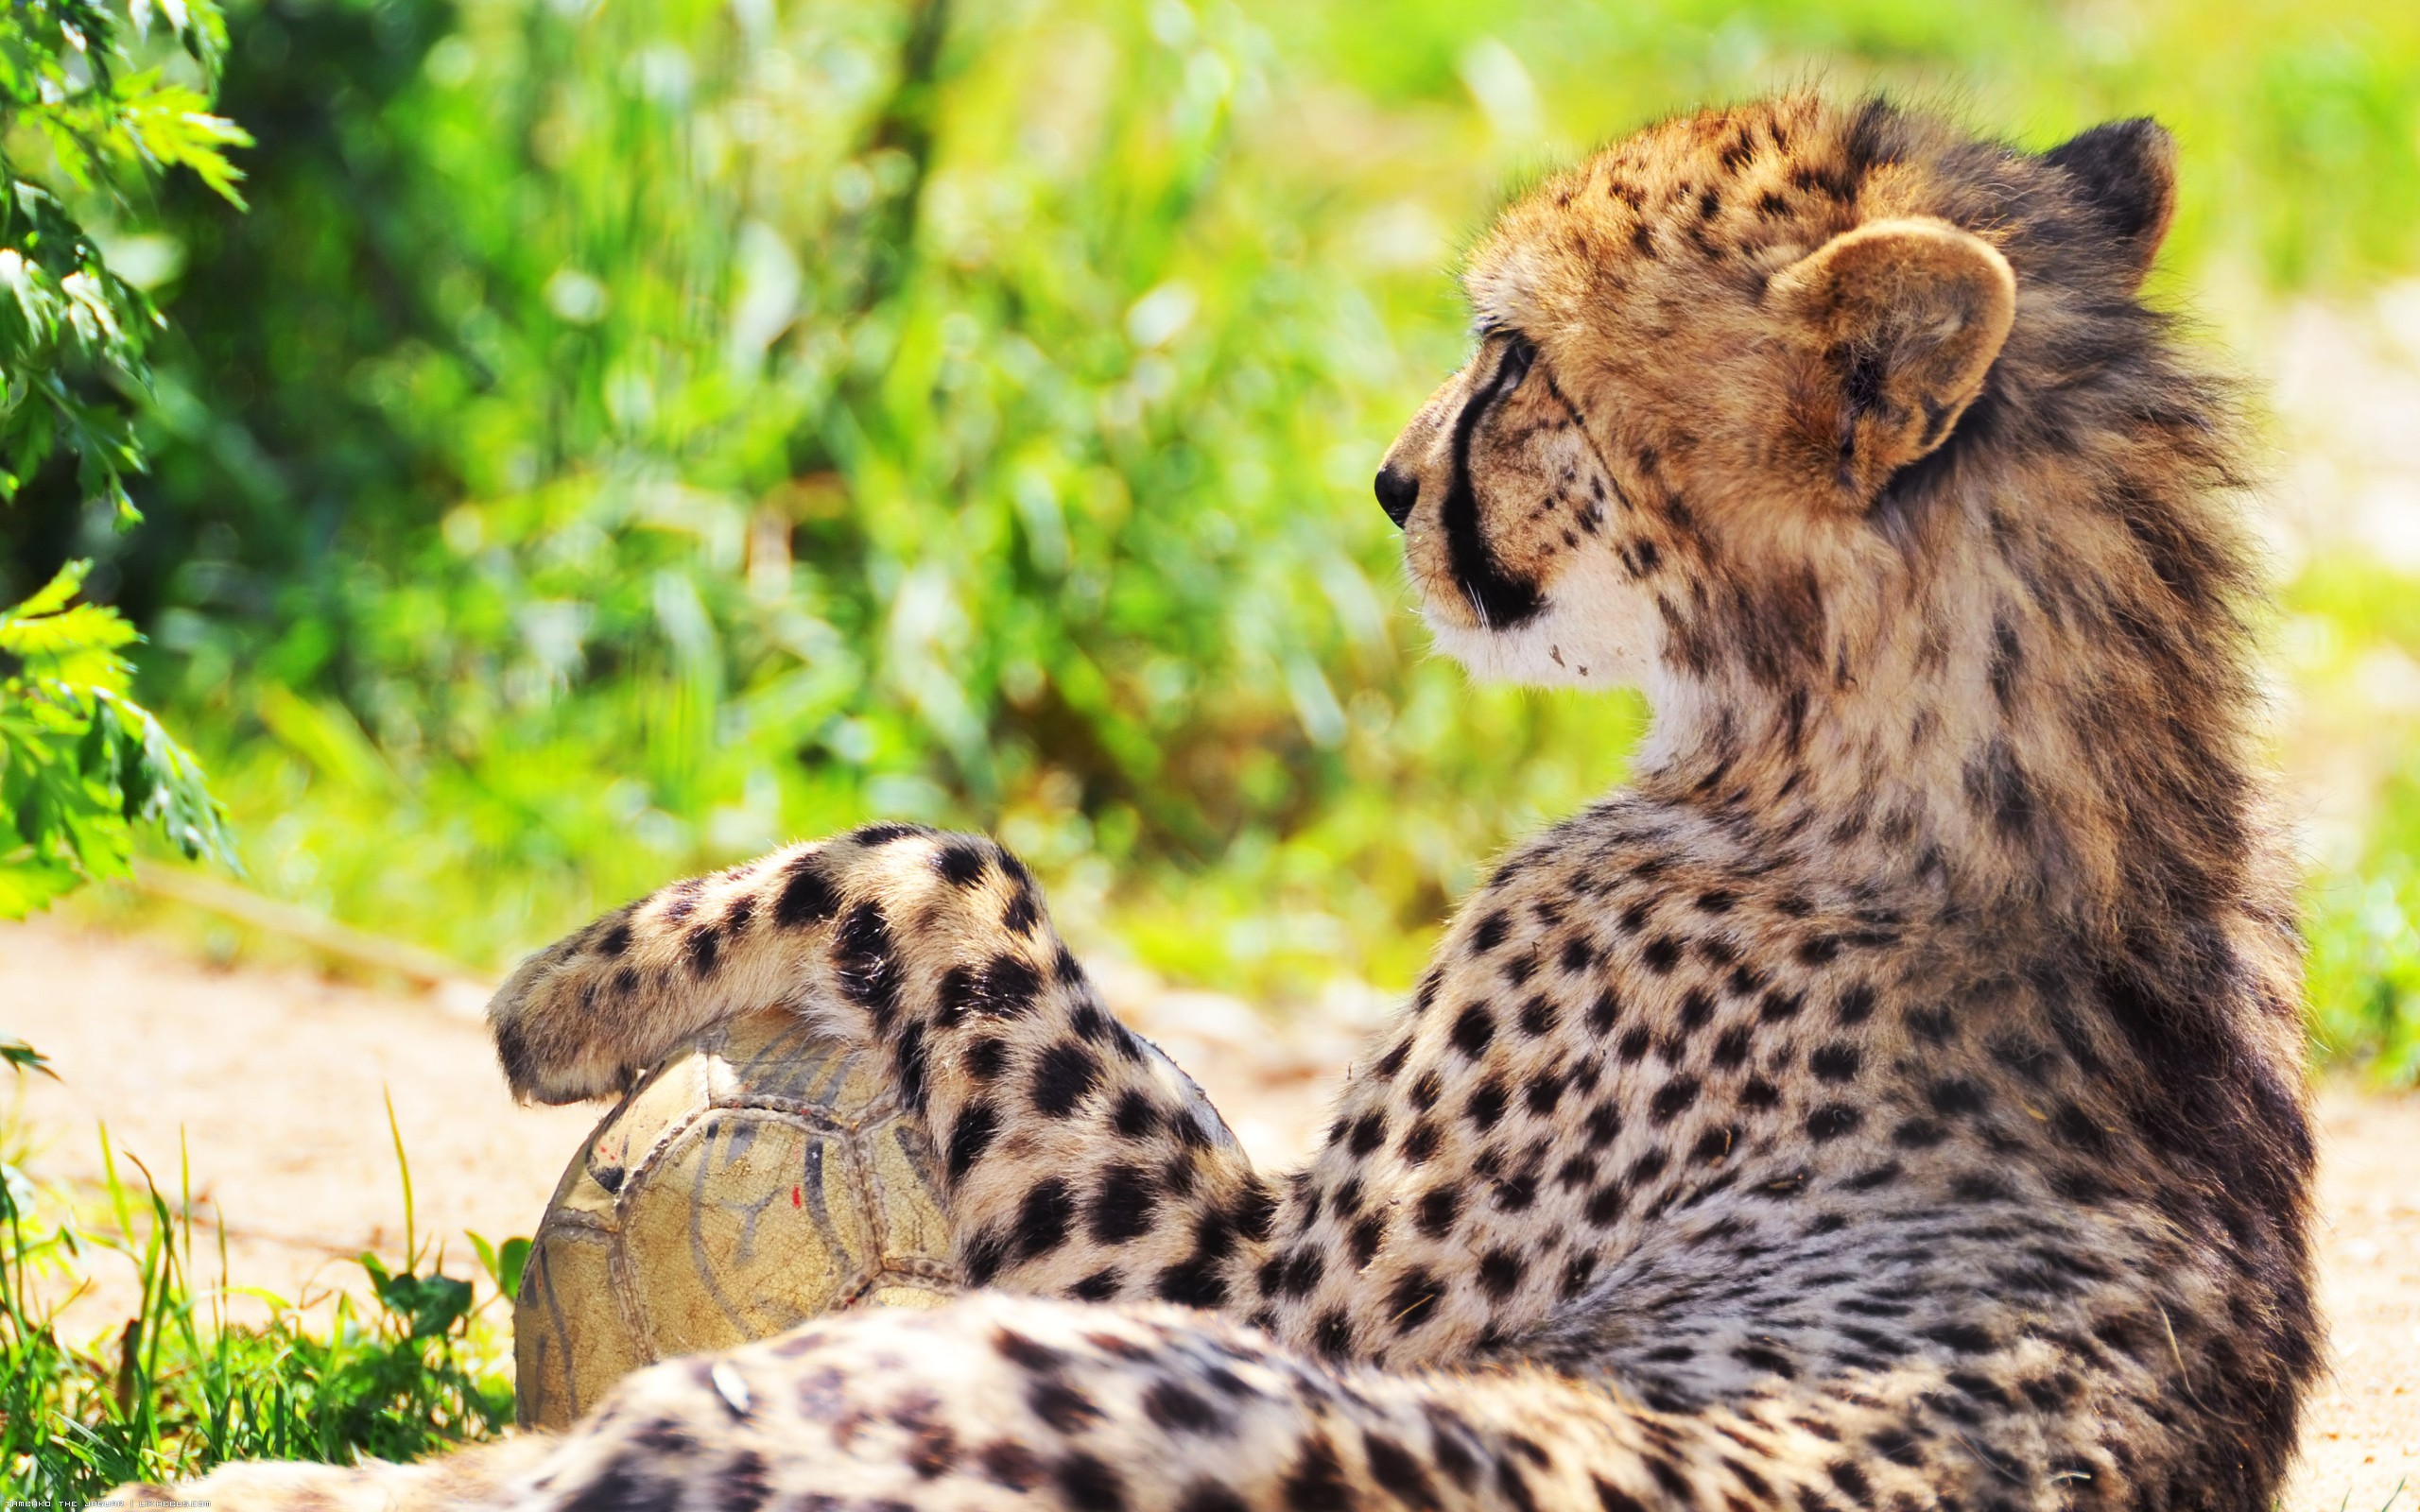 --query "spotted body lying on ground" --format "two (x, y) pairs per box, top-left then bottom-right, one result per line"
(129, 94), (2319, 1511)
